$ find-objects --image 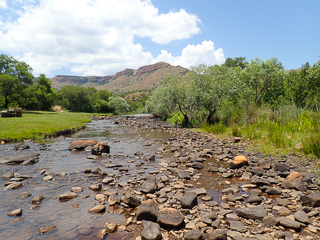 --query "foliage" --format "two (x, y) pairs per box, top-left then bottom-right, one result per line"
(0, 111), (90, 142)
(108, 96), (130, 114)
(0, 54), (34, 108)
